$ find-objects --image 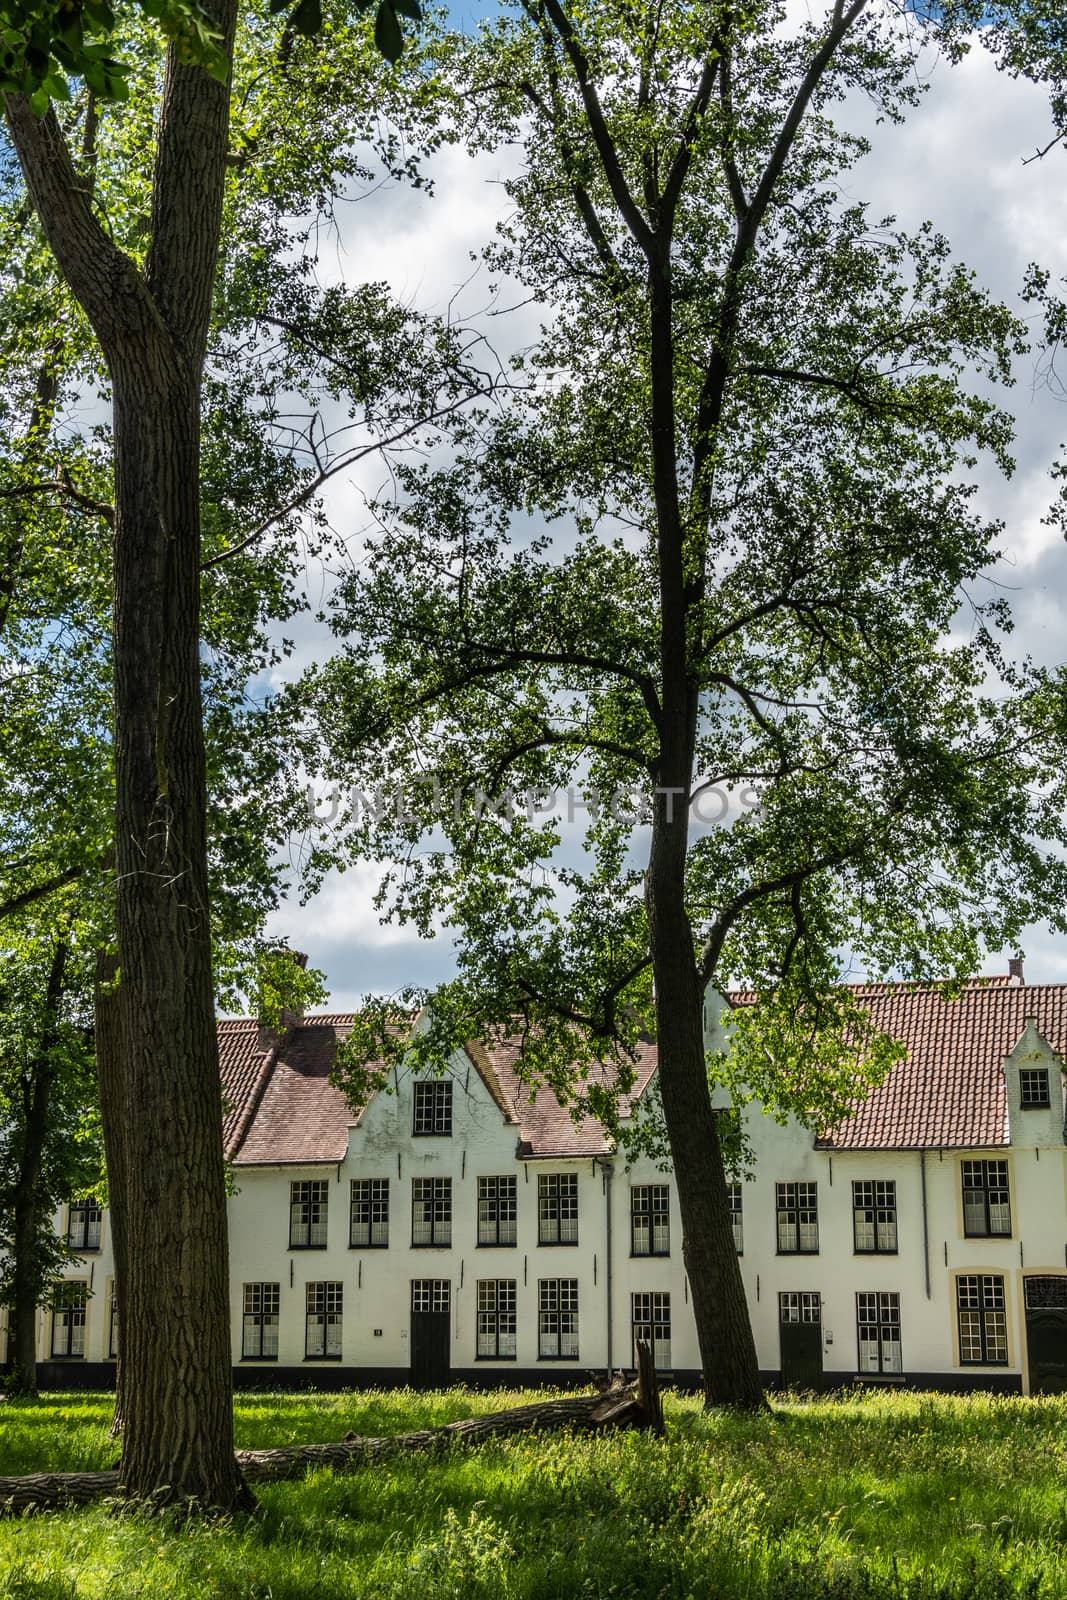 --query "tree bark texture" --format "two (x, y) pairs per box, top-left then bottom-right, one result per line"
(93, 944), (127, 1436)
(7, 938), (69, 1398)
(3, 0), (246, 1509)
(0, 1362), (664, 1514)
